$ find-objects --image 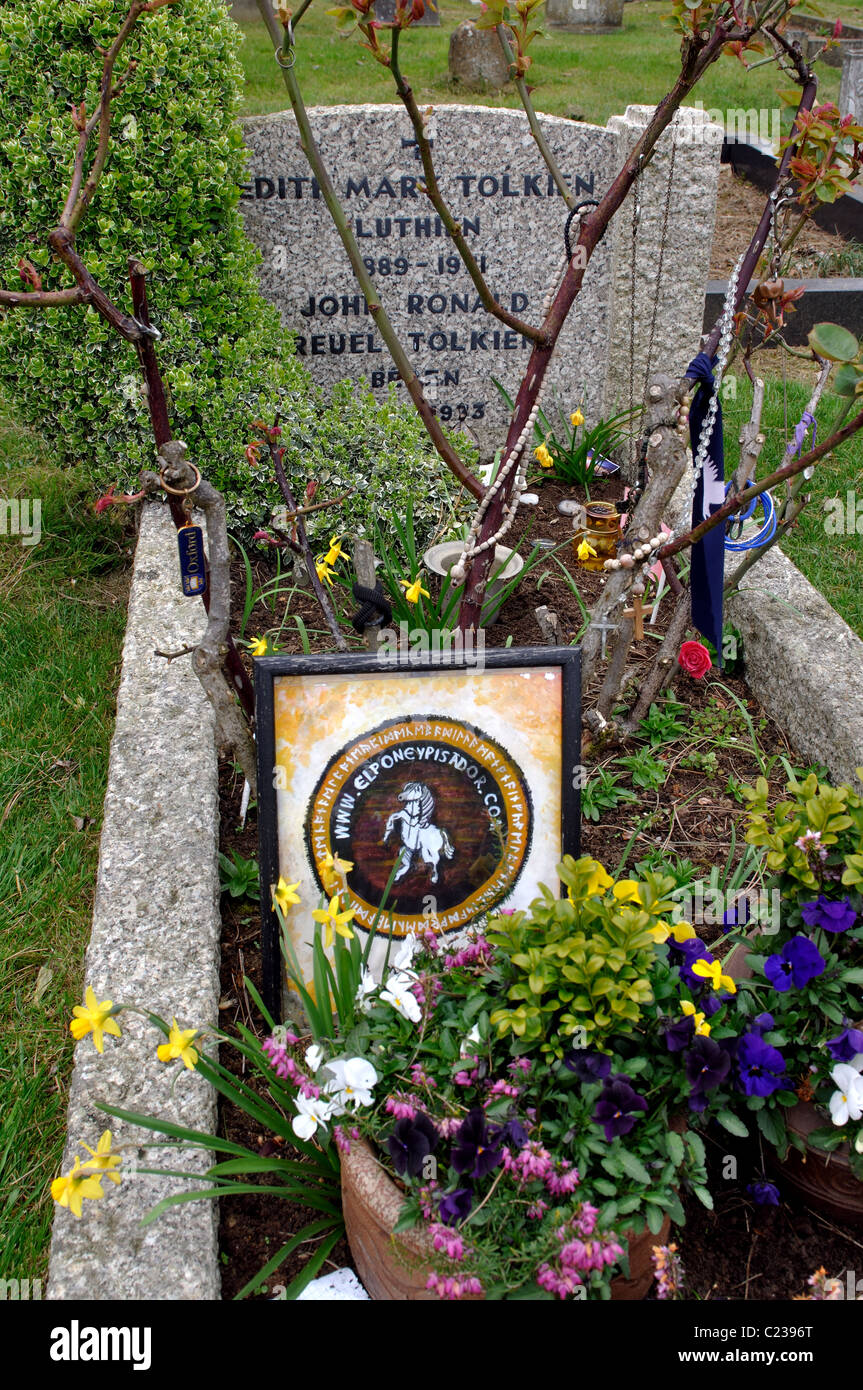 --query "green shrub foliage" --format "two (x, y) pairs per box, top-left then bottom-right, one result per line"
(0, 0), (462, 547)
